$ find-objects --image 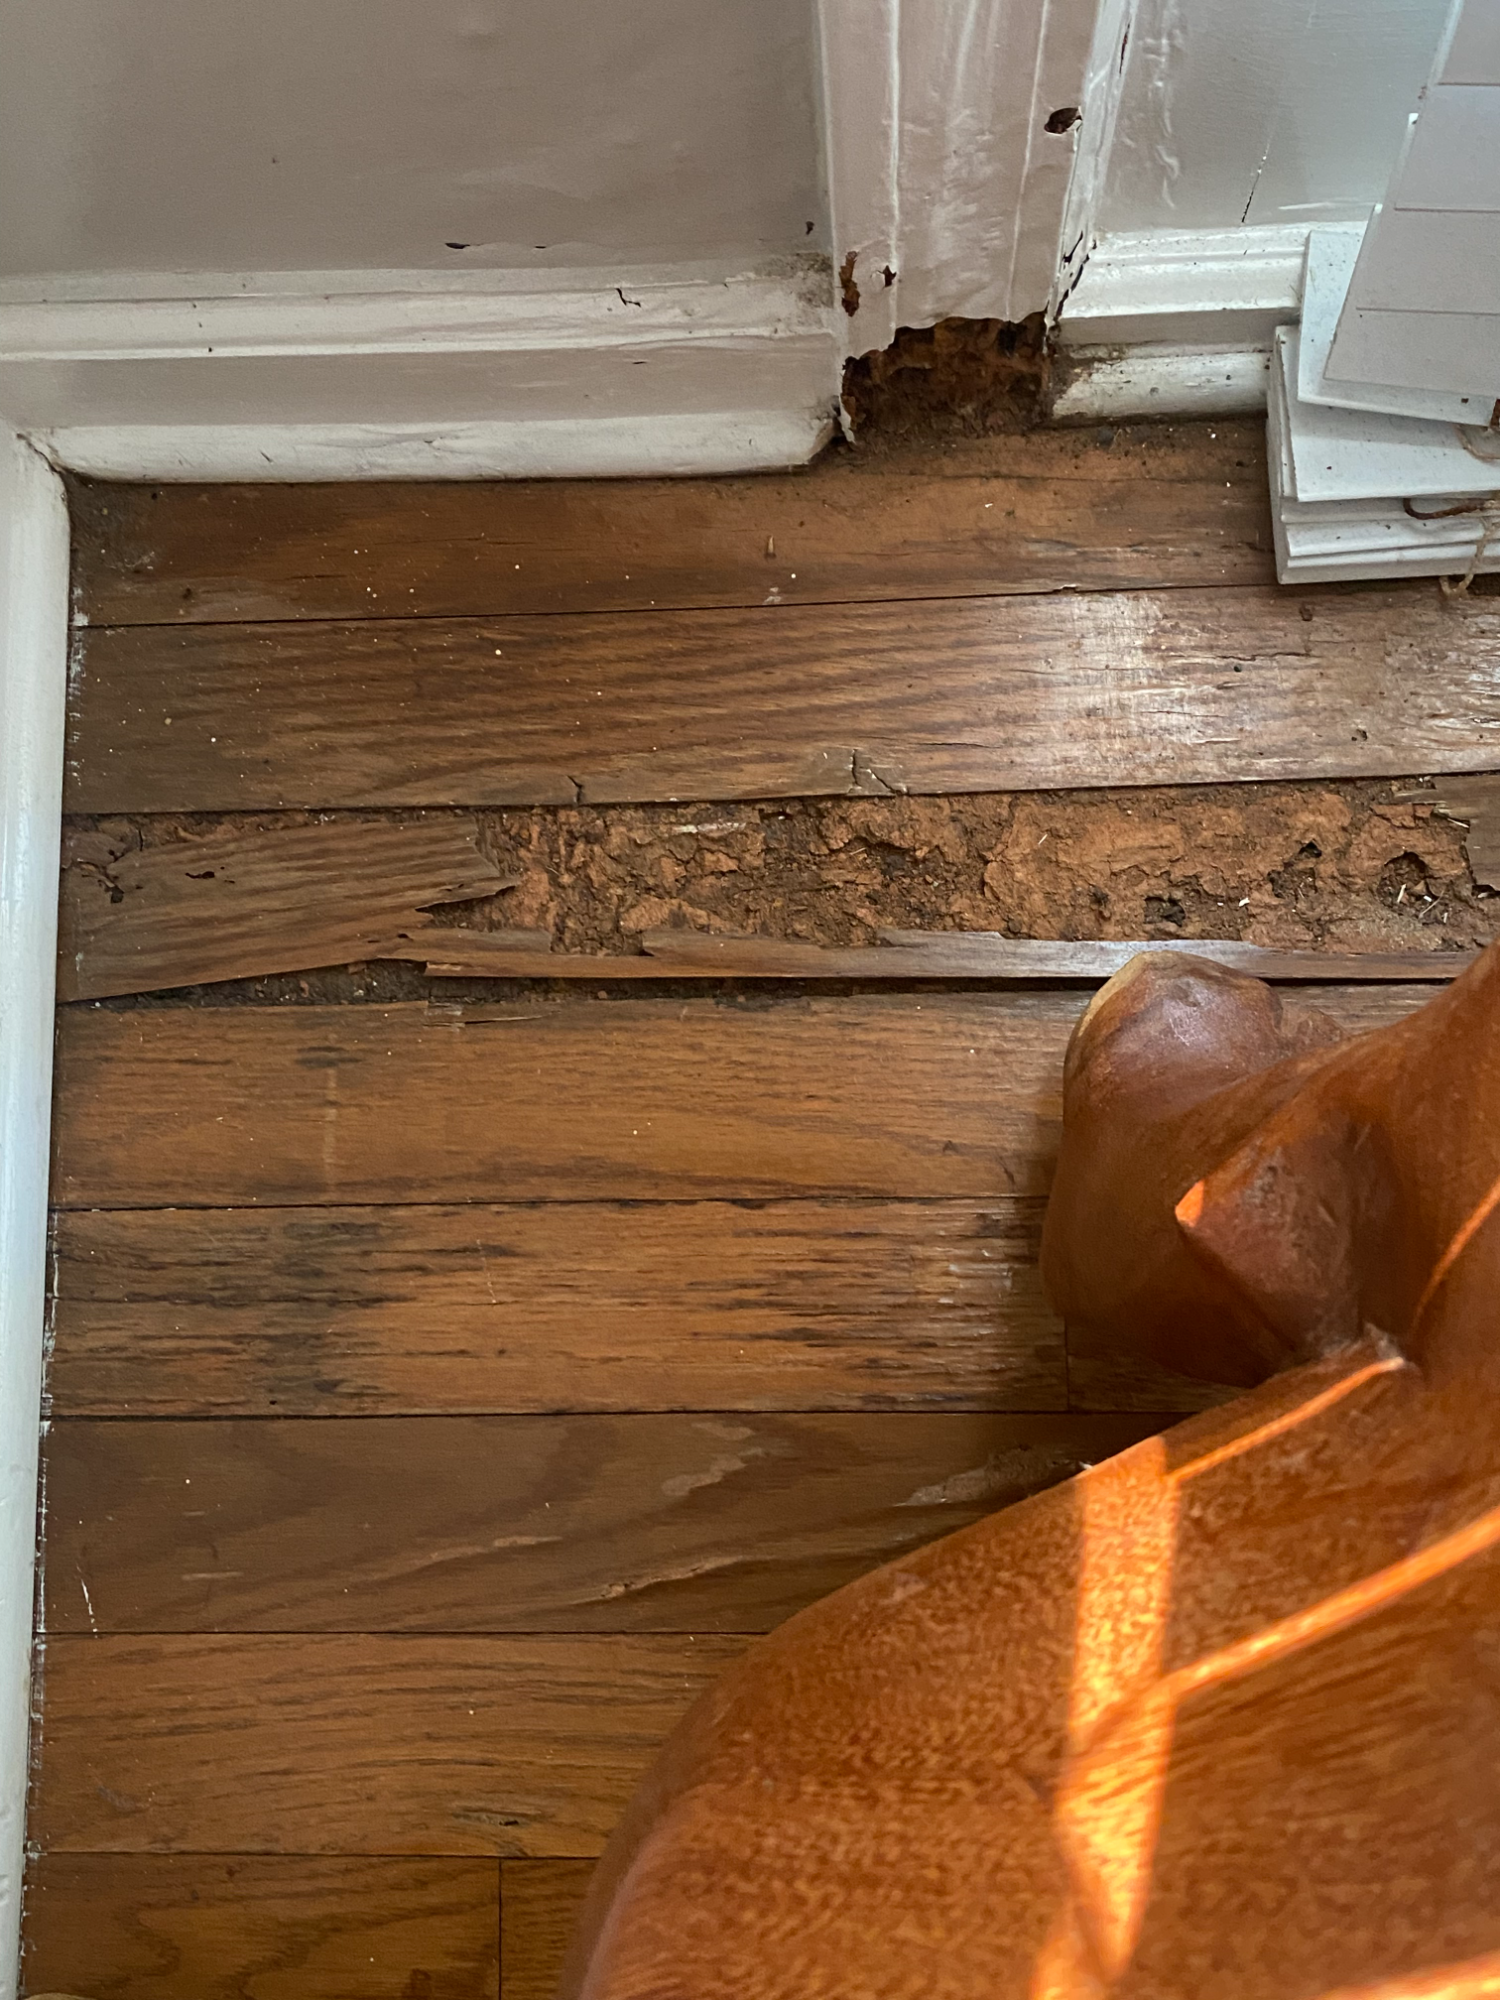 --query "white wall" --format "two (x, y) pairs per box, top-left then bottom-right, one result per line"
(0, 0), (824, 282)
(1100, 0), (1453, 233)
